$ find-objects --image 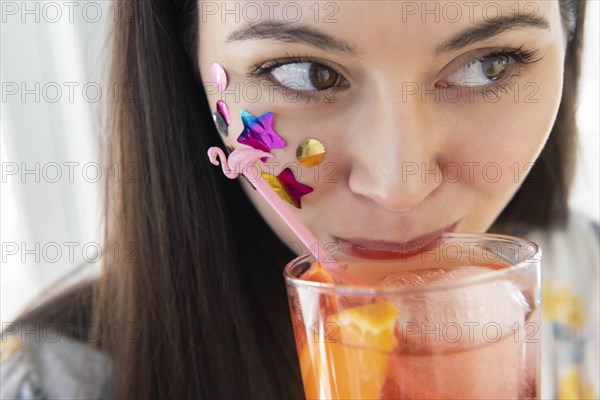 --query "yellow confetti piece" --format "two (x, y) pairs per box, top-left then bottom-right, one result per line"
(261, 172), (295, 207)
(296, 139), (326, 167)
